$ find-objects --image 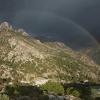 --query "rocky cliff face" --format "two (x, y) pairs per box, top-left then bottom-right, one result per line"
(0, 22), (100, 85)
